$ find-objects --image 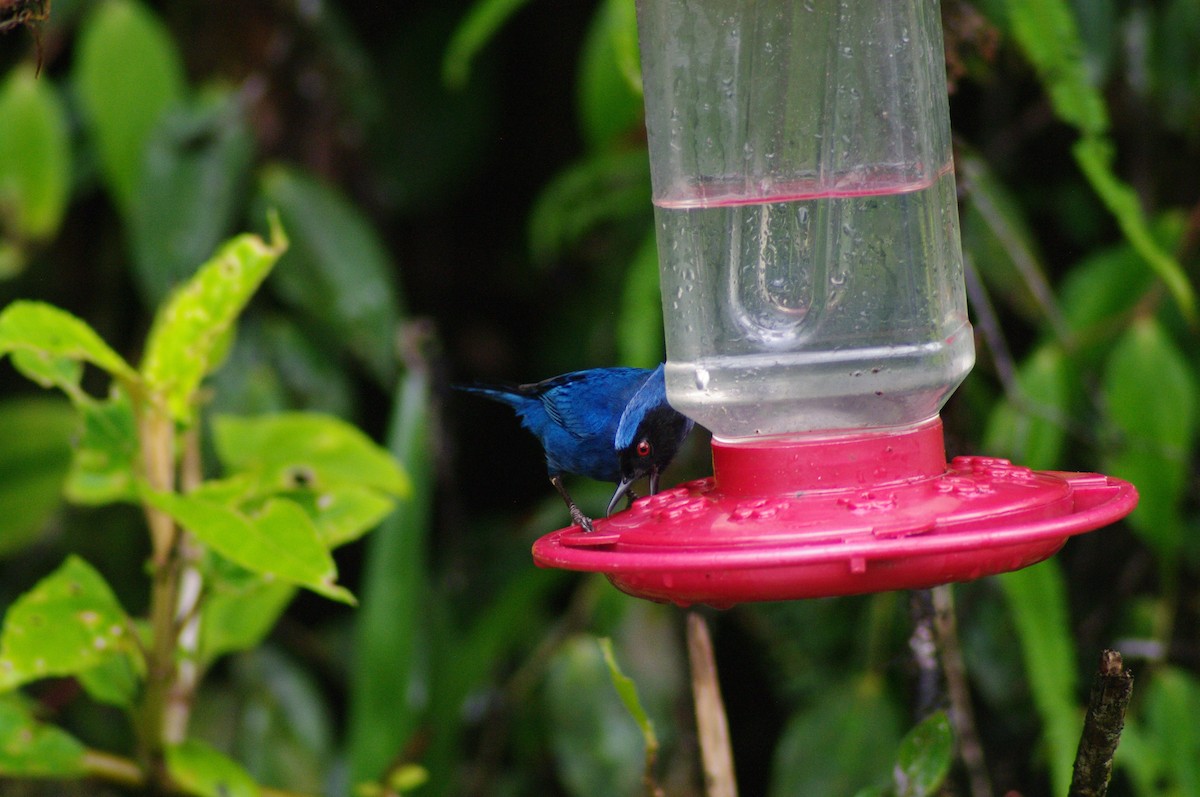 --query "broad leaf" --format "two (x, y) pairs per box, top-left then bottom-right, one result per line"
(894, 712), (954, 797)
(167, 739), (260, 797)
(143, 490), (354, 604)
(528, 150), (652, 265)
(983, 344), (1070, 471)
(74, 0), (186, 214)
(212, 412), (407, 497)
(0, 694), (87, 778)
(258, 166), (403, 386)
(0, 64), (71, 244)
(0, 301), (138, 387)
(199, 574), (296, 665)
(0, 556), (136, 690)
(64, 388), (140, 505)
(1102, 317), (1195, 559)
(129, 91), (256, 306)
(769, 674), (903, 797)
(140, 222), (288, 423)
(289, 485), (396, 549)
(577, 0), (643, 151)
(0, 398), (74, 556)
(545, 634), (646, 797)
